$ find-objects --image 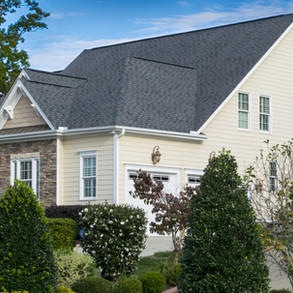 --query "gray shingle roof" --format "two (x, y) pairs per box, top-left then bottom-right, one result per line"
(22, 14), (293, 133)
